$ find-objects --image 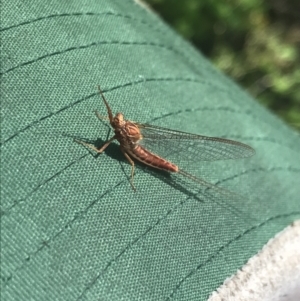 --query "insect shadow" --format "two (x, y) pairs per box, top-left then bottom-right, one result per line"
(68, 131), (208, 203)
